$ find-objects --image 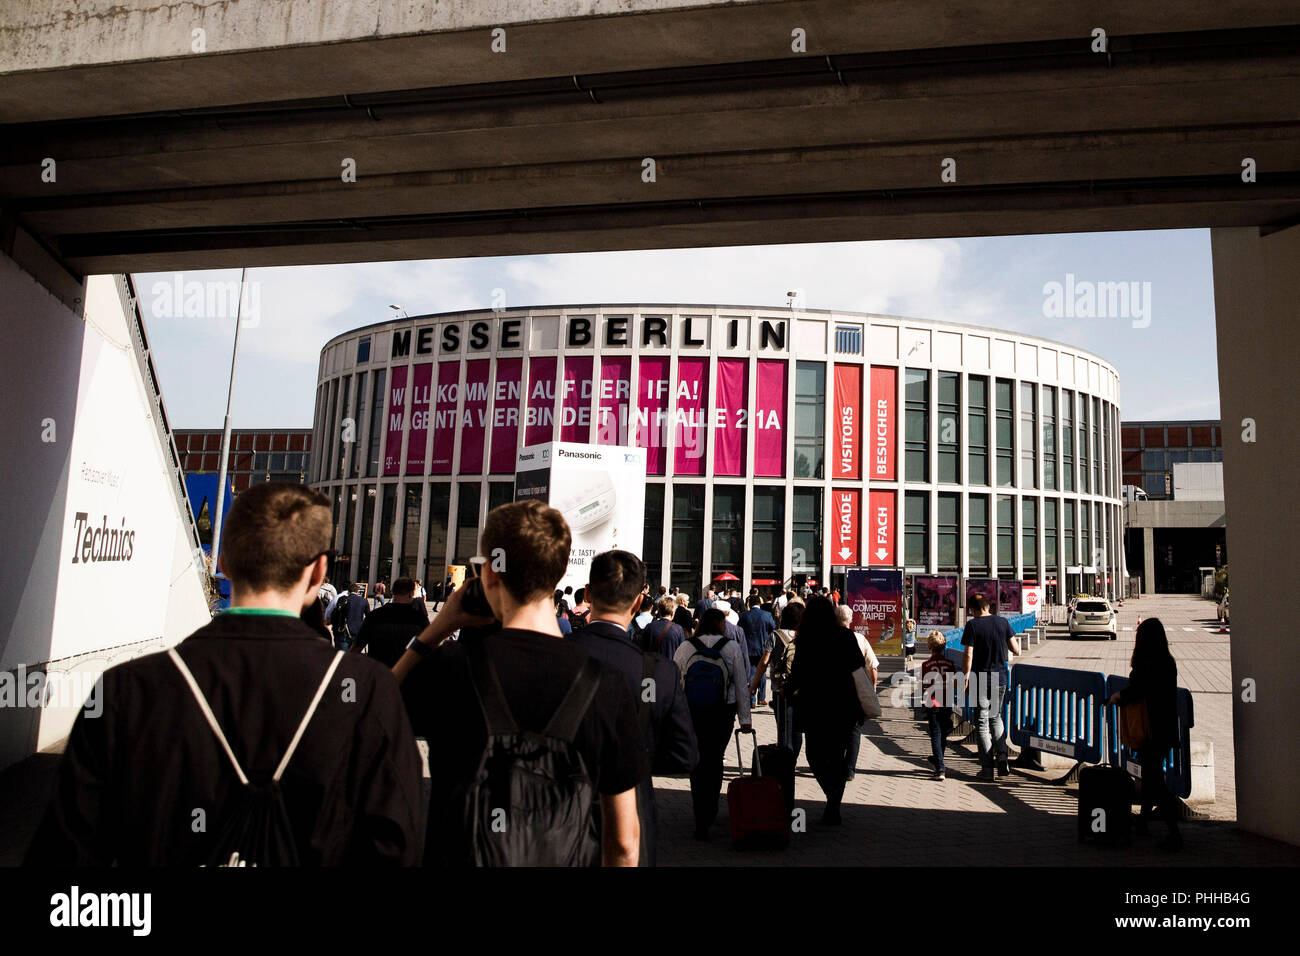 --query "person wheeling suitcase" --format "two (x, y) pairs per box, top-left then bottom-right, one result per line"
(728, 729), (789, 849)
(673, 609), (752, 841)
